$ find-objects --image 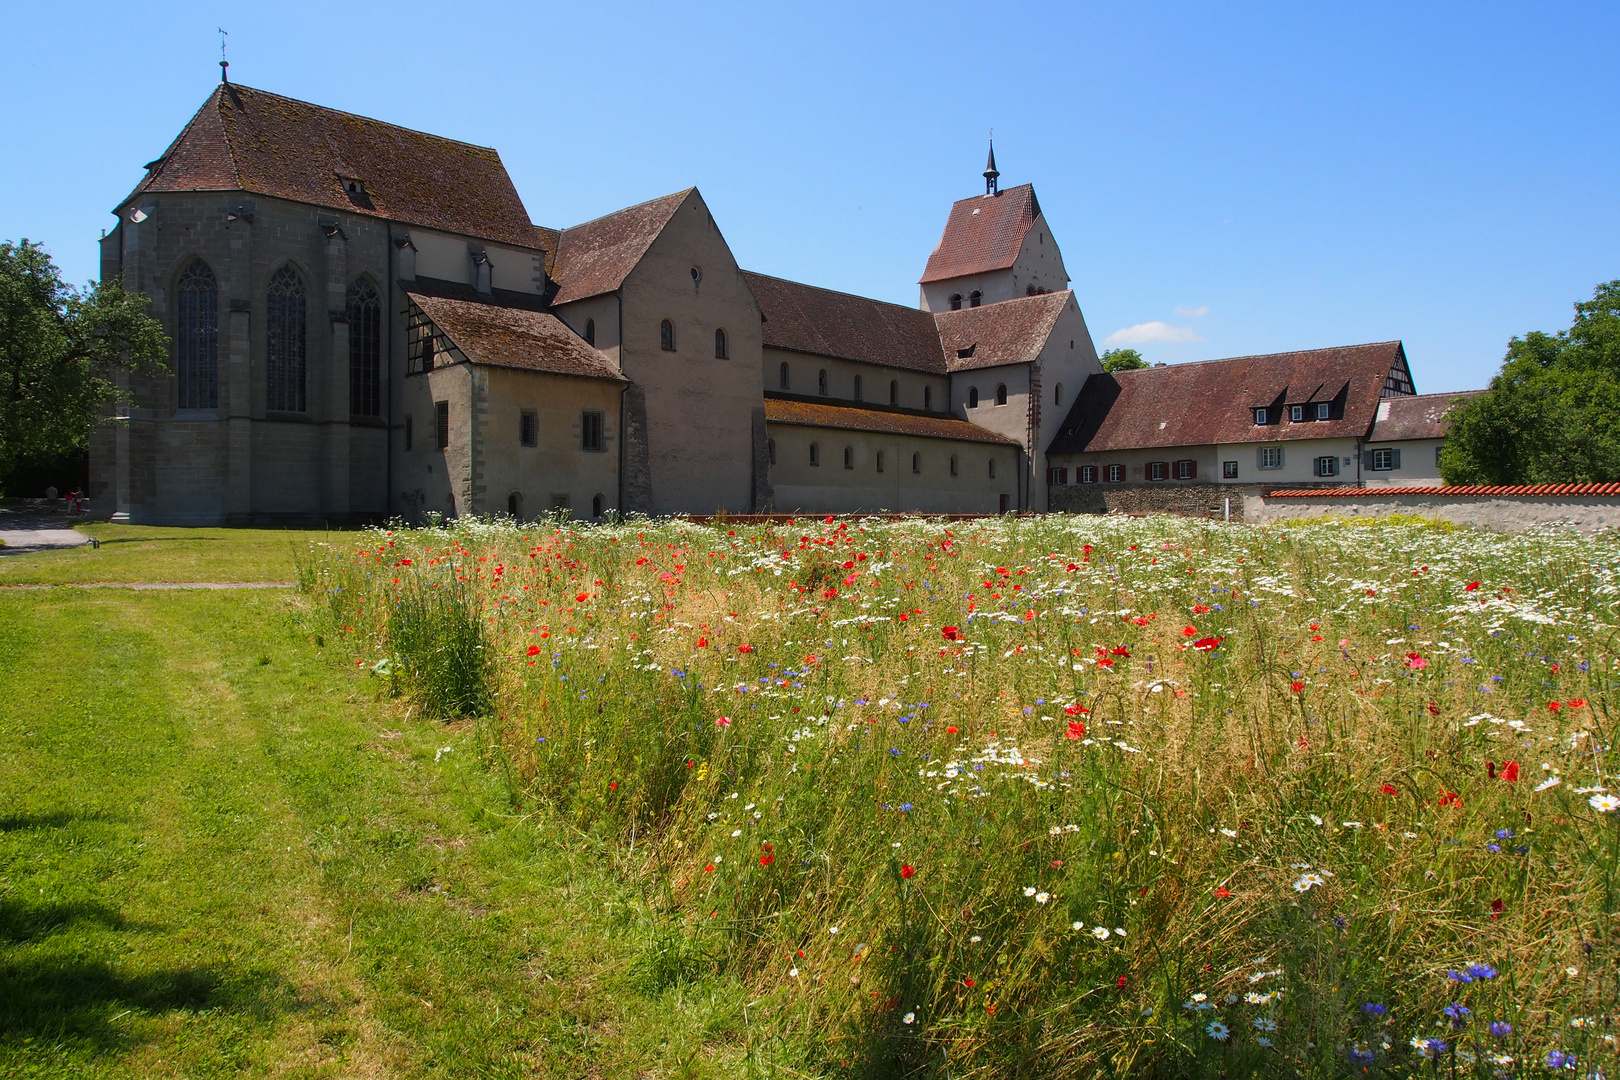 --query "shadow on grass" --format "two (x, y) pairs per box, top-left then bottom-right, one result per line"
(89, 536), (225, 546)
(0, 809), (123, 833)
(0, 899), (159, 945)
(0, 956), (290, 1052)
